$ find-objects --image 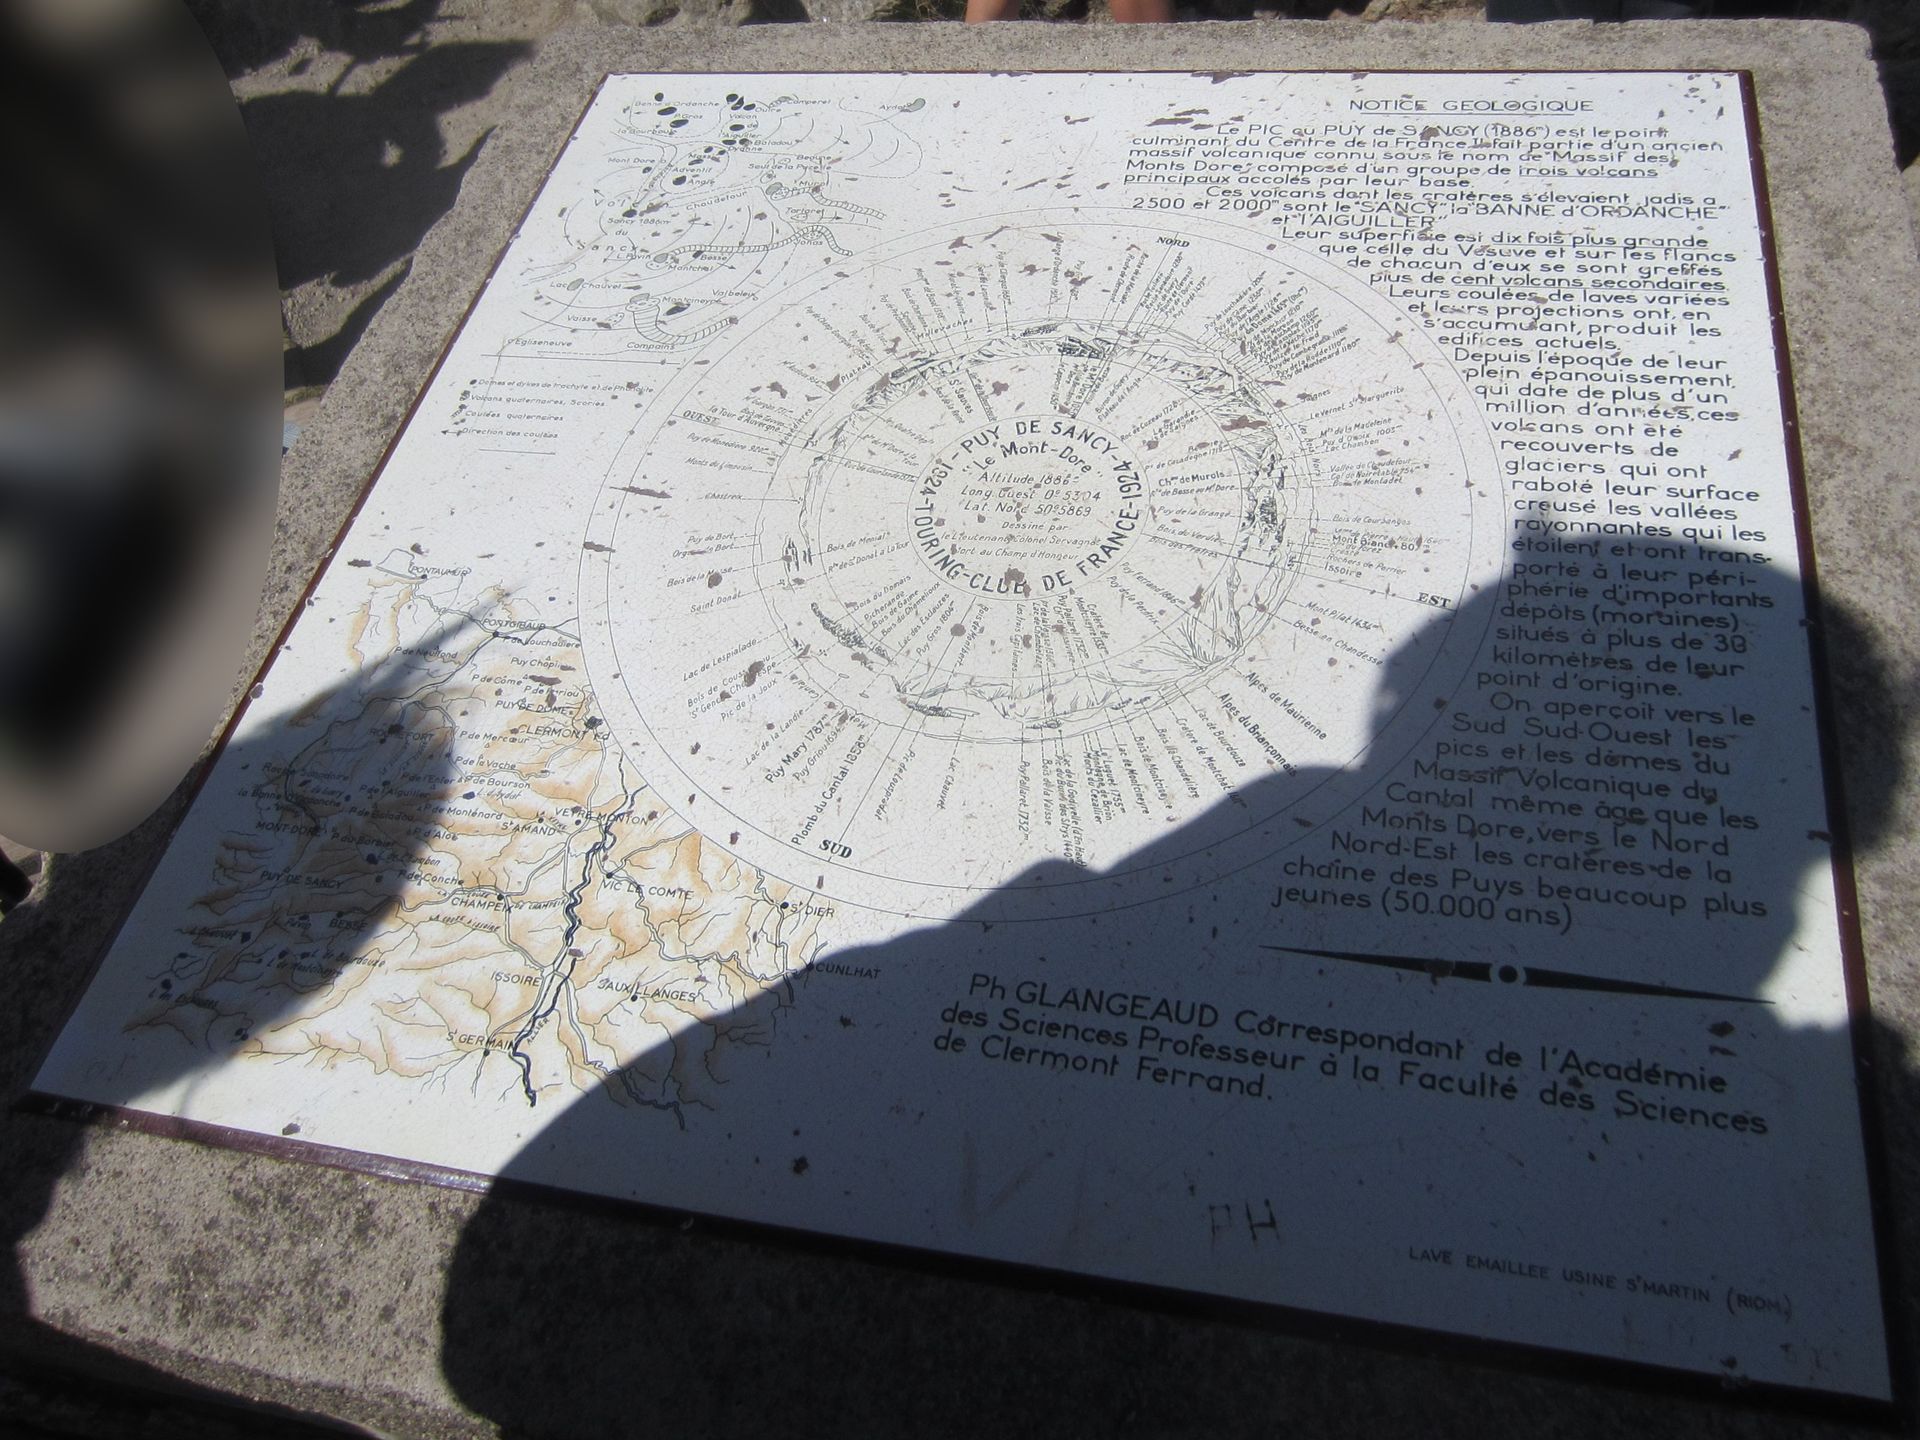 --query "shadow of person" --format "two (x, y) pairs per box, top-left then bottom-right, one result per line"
(1722, 0), (1920, 169)
(185, 0), (452, 78)
(254, 38), (534, 387)
(0, 594), (564, 1425)
(177, 0), (535, 388)
(440, 536), (1911, 1432)
(1477, 0), (1920, 170)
